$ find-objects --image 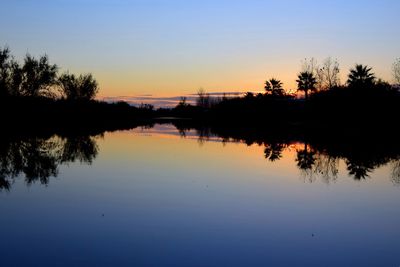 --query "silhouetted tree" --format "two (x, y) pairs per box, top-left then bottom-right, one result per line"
(301, 57), (340, 91)
(0, 47), (11, 97)
(74, 73), (98, 100)
(296, 71), (317, 99)
(9, 60), (23, 96)
(347, 64), (375, 88)
(265, 78), (284, 96)
(319, 57), (340, 90)
(301, 58), (318, 74)
(374, 78), (391, 90)
(21, 54), (58, 97)
(58, 72), (99, 100)
(392, 58), (400, 84)
(196, 88), (211, 108)
(176, 96), (189, 108)
(302, 58), (323, 91)
(0, 47), (23, 97)
(244, 92), (254, 99)
(139, 103), (154, 111)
